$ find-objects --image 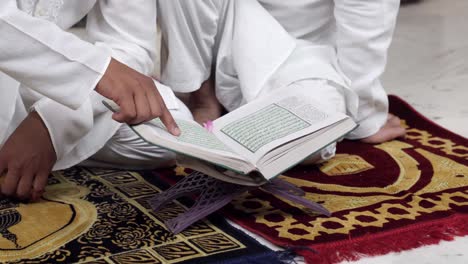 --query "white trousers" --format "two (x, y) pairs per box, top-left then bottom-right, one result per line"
(158, 0), (350, 162)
